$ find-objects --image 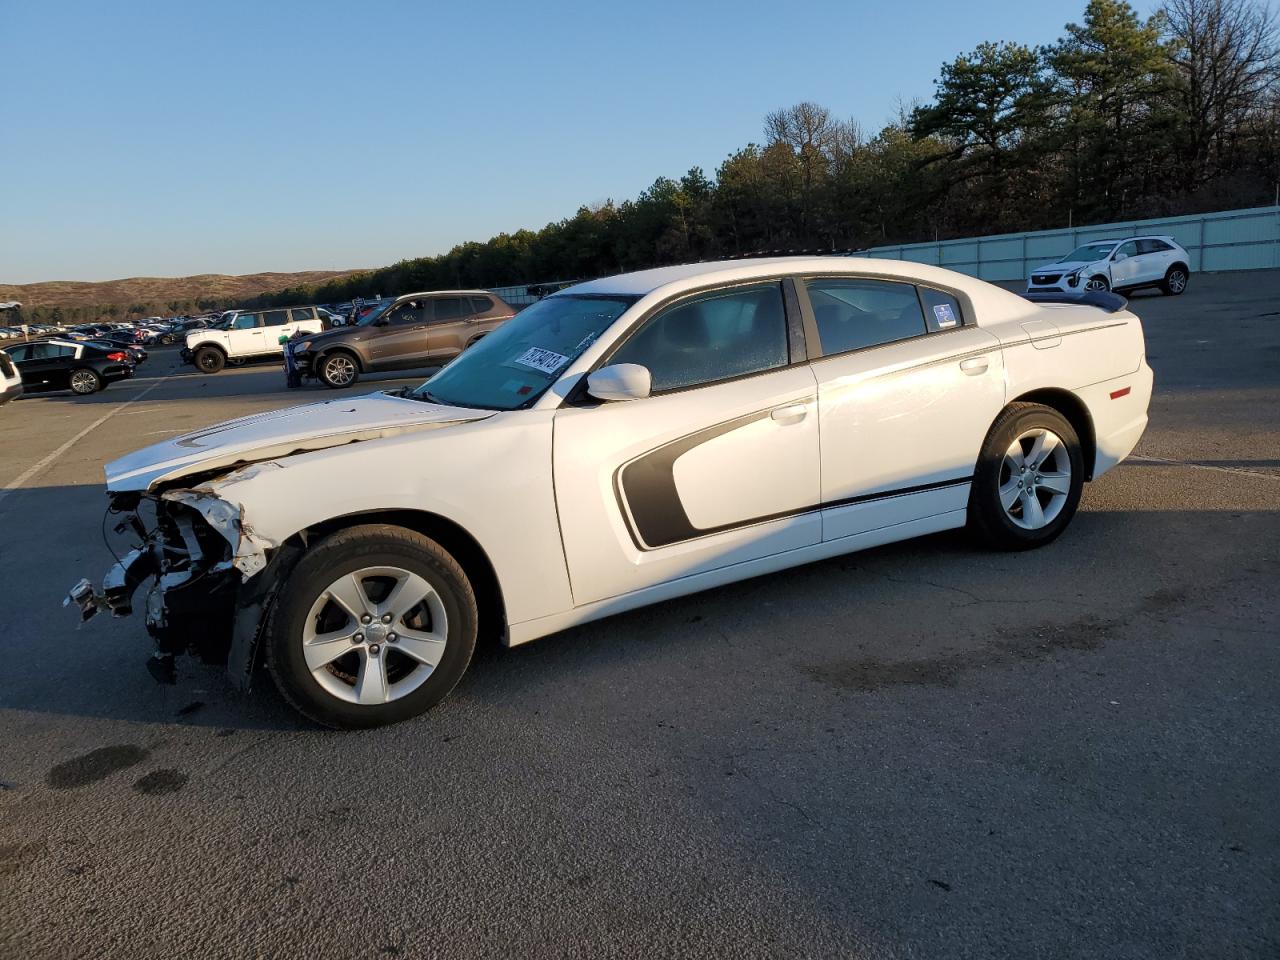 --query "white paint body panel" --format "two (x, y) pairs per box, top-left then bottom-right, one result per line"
(552, 365), (821, 606)
(811, 325), (1005, 540)
(102, 257), (1152, 651)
